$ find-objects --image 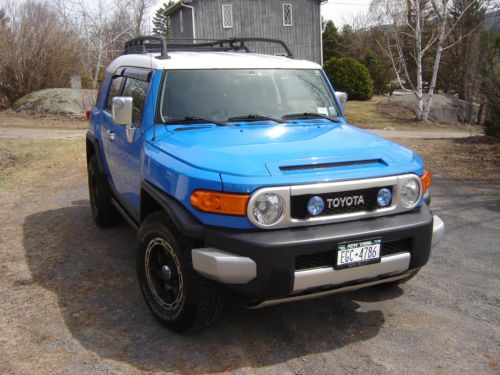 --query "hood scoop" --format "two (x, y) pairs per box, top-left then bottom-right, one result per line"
(278, 159), (387, 175)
